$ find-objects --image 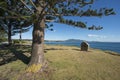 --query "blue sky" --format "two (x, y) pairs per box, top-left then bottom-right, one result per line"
(12, 0), (120, 42)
